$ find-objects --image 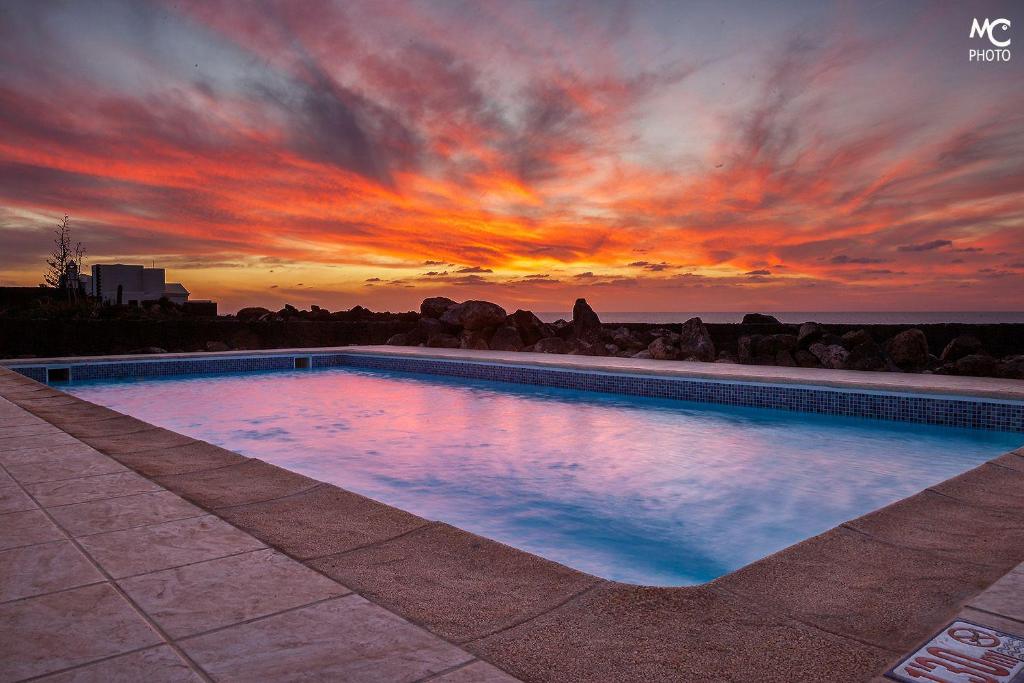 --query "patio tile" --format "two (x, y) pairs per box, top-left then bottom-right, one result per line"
(0, 431), (80, 452)
(77, 427), (195, 455)
(5, 450), (128, 485)
(957, 606), (1024, 636)
(992, 450), (1024, 473)
(0, 582), (162, 682)
(0, 442), (101, 467)
(310, 522), (600, 642)
(26, 471), (163, 507)
(78, 514), (265, 578)
(155, 459), (319, 509)
(0, 423), (63, 439)
(111, 440), (248, 477)
(218, 483), (428, 559)
(28, 403), (124, 424)
(711, 526), (1001, 653)
(0, 509), (65, 550)
(0, 467), (14, 488)
(119, 548), (348, 638)
(470, 582), (892, 683)
(968, 565), (1024, 622)
(844, 489), (1024, 568)
(0, 486), (38, 513)
(48, 490), (204, 537)
(35, 645), (204, 683)
(180, 594), (471, 682)
(432, 661), (521, 682)
(0, 540), (104, 602)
